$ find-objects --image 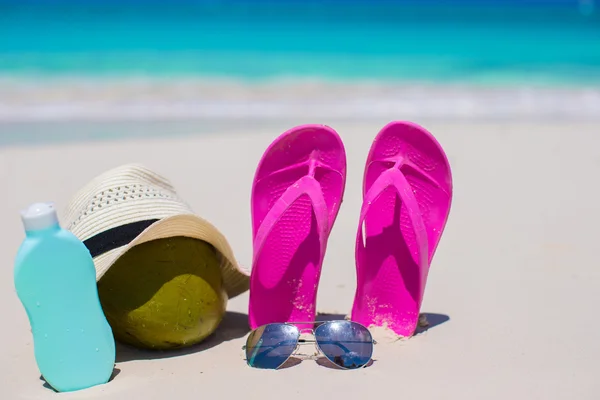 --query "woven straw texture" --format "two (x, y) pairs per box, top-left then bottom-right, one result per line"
(63, 164), (250, 299)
